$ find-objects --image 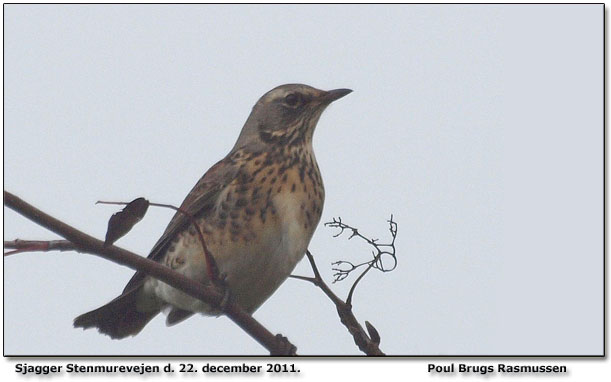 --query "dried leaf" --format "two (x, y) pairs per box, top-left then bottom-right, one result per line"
(104, 197), (149, 246)
(365, 320), (381, 346)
